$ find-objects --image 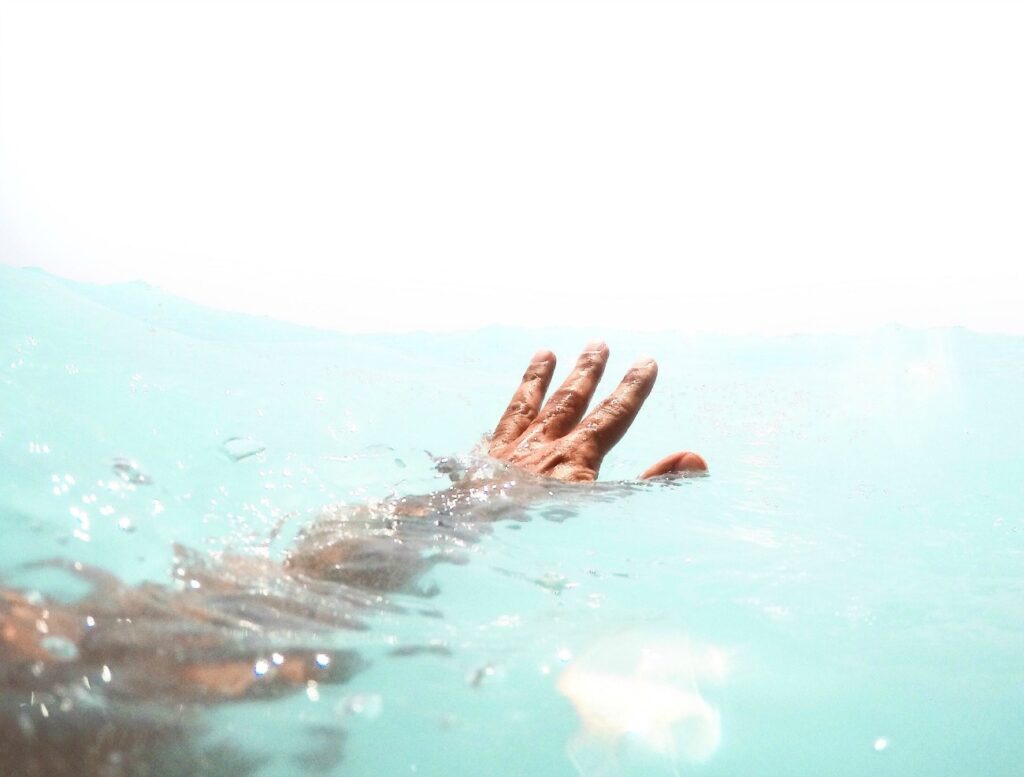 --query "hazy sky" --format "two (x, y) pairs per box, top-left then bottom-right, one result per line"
(1, 0), (1021, 334)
